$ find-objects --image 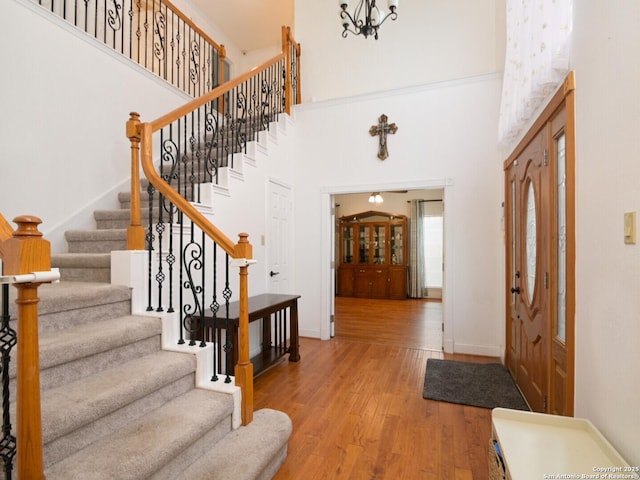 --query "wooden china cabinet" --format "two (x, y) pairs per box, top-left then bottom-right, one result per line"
(337, 211), (408, 300)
